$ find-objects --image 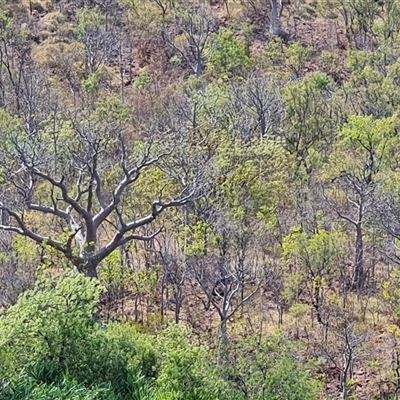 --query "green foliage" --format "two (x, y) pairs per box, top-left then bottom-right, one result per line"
(263, 39), (314, 78)
(0, 275), (103, 377)
(329, 114), (398, 181)
(77, 6), (103, 35)
(0, 2), (13, 37)
(0, 109), (23, 156)
(382, 269), (400, 324)
(0, 270), (324, 399)
(207, 29), (251, 77)
(185, 219), (217, 256)
(0, 373), (120, 400)
(225, 334), (321, 400)
(217, 137), (286, 223)
(282, 226), (346, 307)
(281, 72), (339, 174)
(344, 46), (400, 116)
(3, 0), (400, 398)
(81, 73), (99, 93)
(153, 324), (225, 399)
(282, 226), (345, 274)
(0, 274), (163, 396)
(134, 67), (151, 90)
(106, 323), (158, 380)
(169, 55), (182, 65)
(0, 274), (135, 392)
